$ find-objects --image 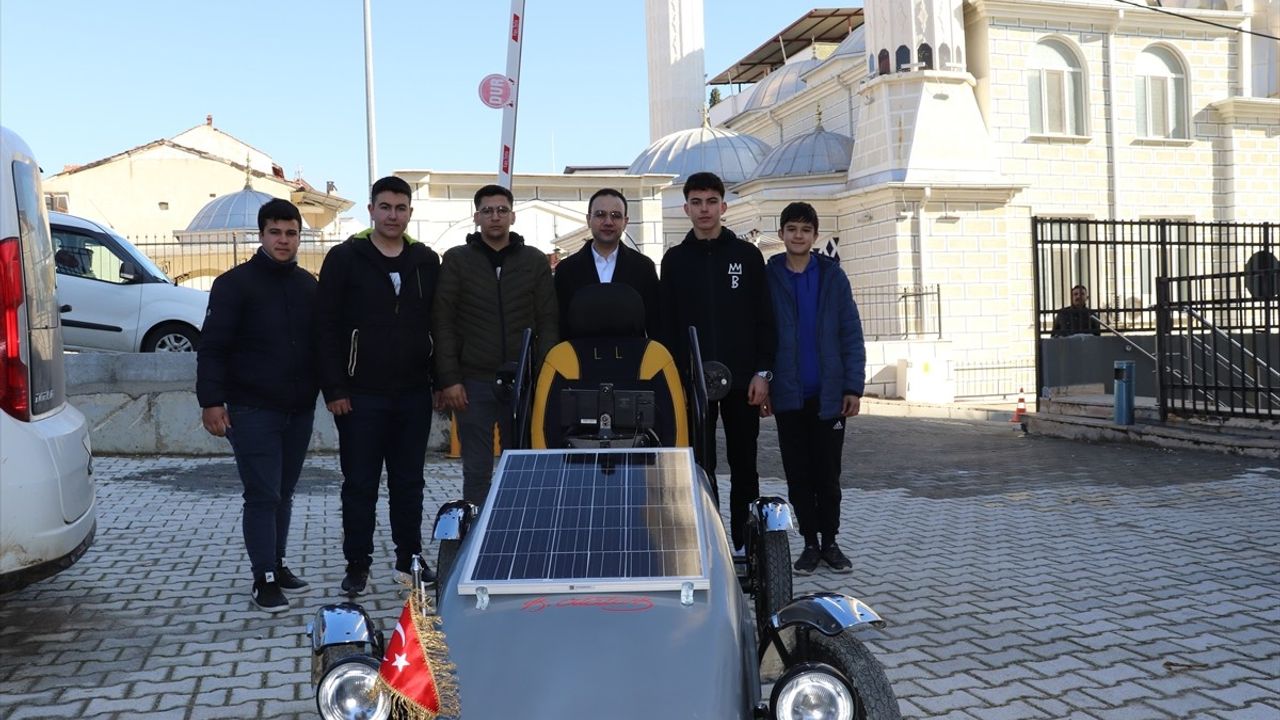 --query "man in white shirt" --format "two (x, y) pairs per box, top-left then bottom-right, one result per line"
(554, 188), (660, 339)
